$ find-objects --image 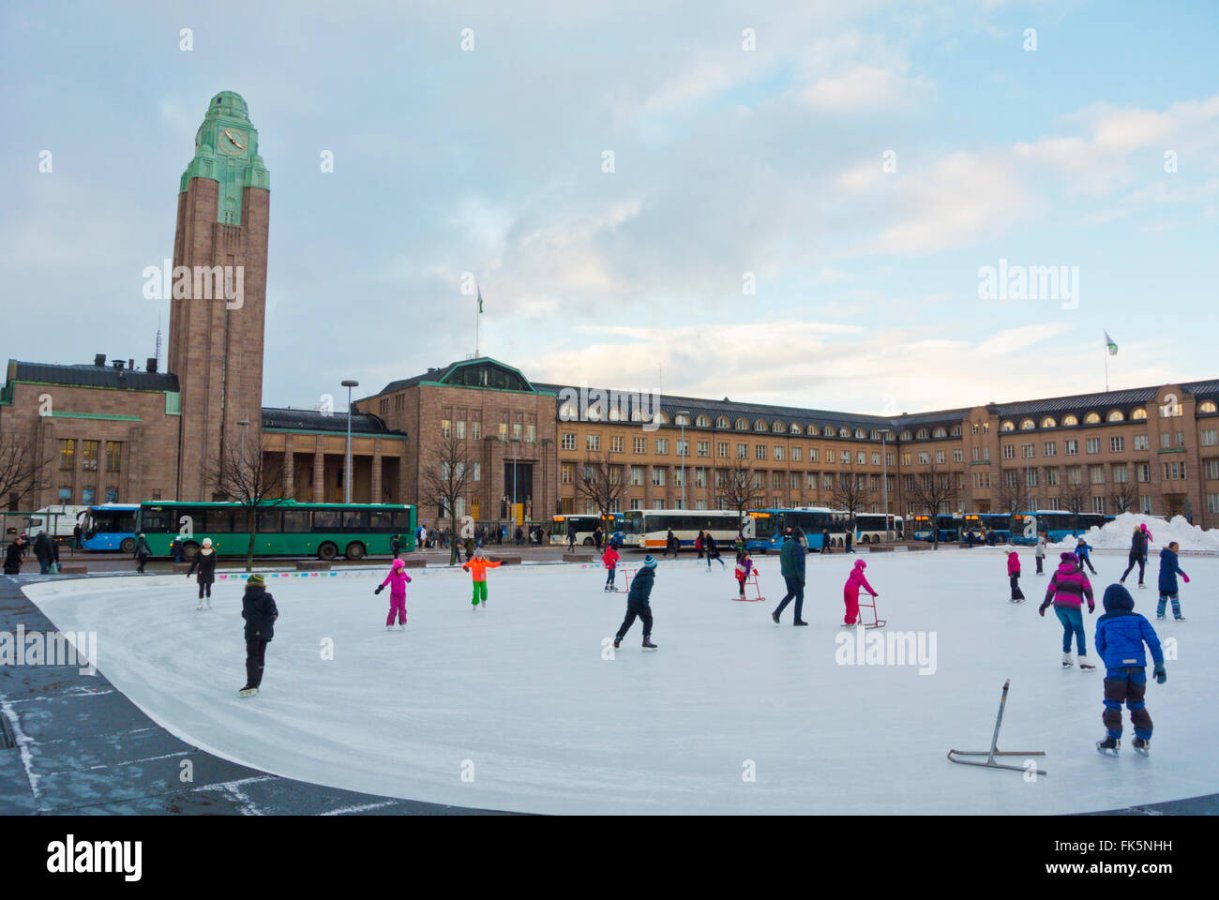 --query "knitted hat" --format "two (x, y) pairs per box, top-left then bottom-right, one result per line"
(247, 573), (265, 586)
(1060, 551), (1077, 562)
(1102, 583), (1134, 613)
(643, 555), (657, 569)
(202, 538), (213, 548)
(391, 558), (405, 570)
(854, 559), (867, 569)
